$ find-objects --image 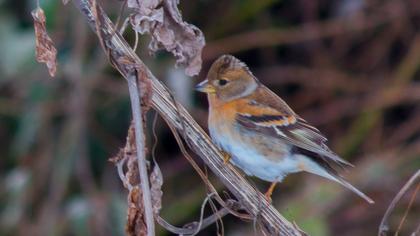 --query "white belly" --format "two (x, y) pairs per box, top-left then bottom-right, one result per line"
(209, 126), (300, 182)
